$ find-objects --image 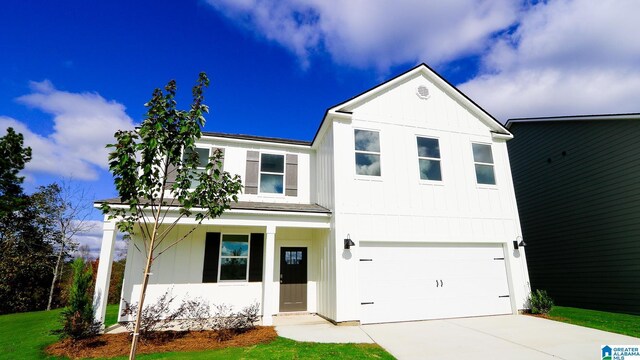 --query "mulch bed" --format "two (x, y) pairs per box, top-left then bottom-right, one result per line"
(46, 326), (277, 359)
